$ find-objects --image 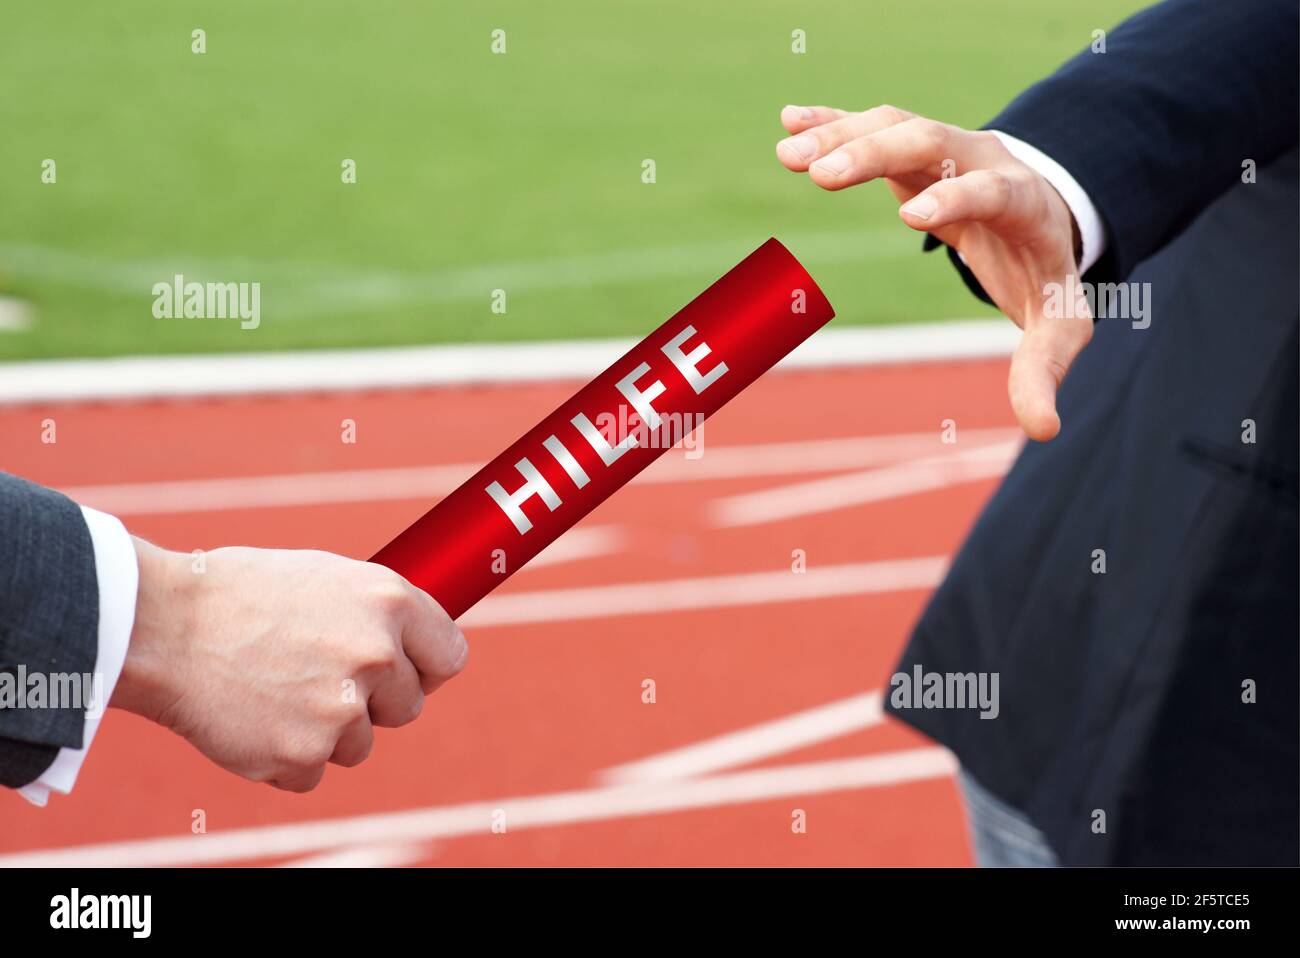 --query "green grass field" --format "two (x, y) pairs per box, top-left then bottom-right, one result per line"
(0, 0), (1142, 360)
